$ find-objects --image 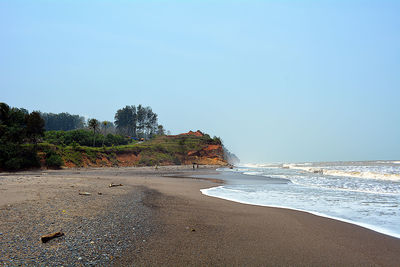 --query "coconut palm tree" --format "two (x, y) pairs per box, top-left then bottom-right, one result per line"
(102, 121), (108, 146)
(88, 118), (99, 146)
